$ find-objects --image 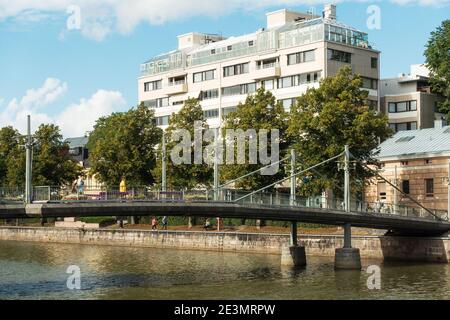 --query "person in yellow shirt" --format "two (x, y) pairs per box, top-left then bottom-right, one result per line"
(119, 178), (126, 193)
